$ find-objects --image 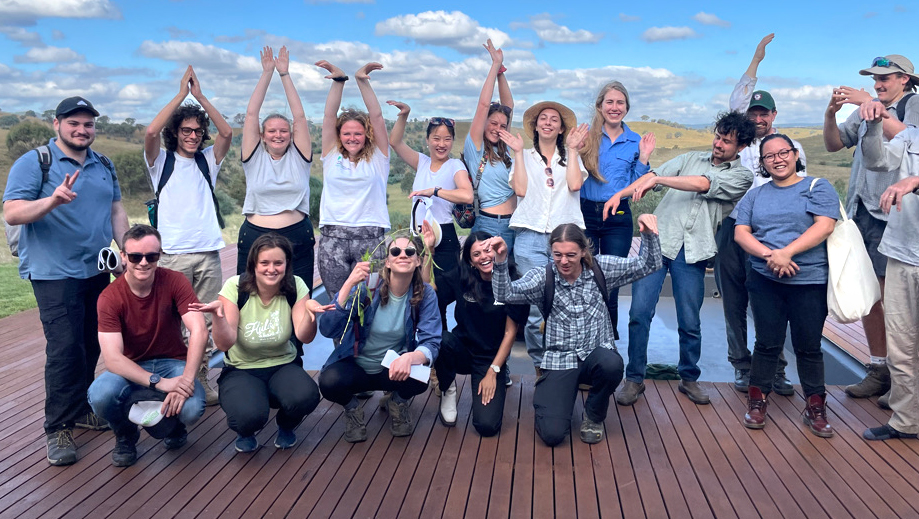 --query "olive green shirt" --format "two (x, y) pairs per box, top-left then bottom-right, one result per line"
(652, 151), (753, 263)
